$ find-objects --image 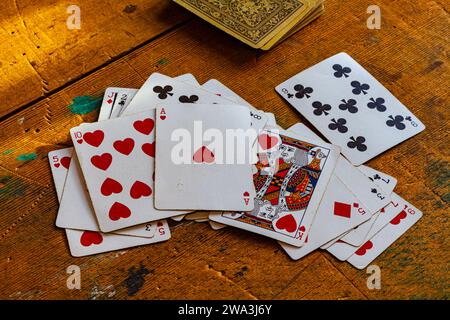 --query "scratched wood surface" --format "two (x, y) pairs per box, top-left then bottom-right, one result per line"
(0, 0), (448, 300)
(0, 0), (191, 118)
